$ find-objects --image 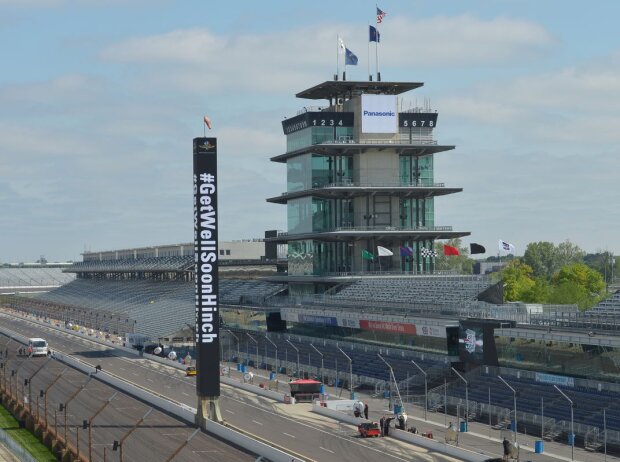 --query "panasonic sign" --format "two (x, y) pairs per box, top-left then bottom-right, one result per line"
(361, 94), (397, 133)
